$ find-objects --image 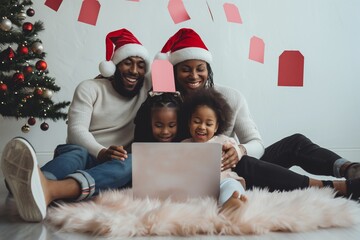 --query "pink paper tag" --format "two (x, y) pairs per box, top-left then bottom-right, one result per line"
(223, 3), (242, 24)
(151, 60), (176, 92)
(278, 51), (304, 87)
(44, 0), (63, 12)
(168, 0), (190, 24)
(249, 36), (265, 63)
(78, 0), (101, 26)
